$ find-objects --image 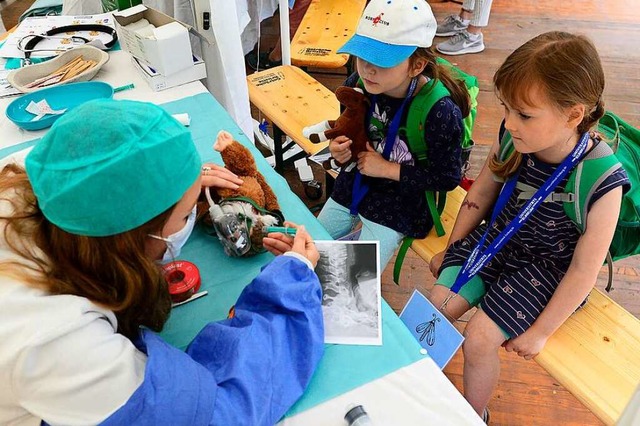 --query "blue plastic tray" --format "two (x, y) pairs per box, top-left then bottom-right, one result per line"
(6, 81), (114, 131)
